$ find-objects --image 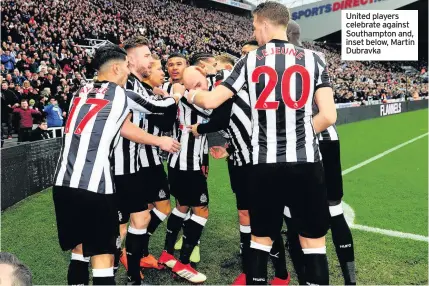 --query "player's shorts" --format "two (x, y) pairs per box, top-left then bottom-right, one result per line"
(319, 140), (344, 203)
(53, 186), (119, 257)
(114, 172), (149, 224)
(228, 160), (251, 210)
(138, 165), (170, 203)
(168, 167), (209, 207)
(248, 162), (329, 239)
